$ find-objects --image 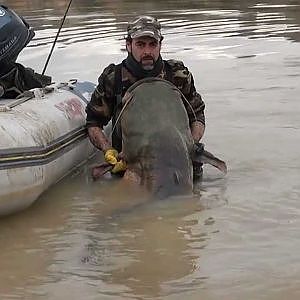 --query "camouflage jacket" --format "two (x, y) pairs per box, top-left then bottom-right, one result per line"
(86, 59), (205, 128)
(0, 62), (51, 99)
